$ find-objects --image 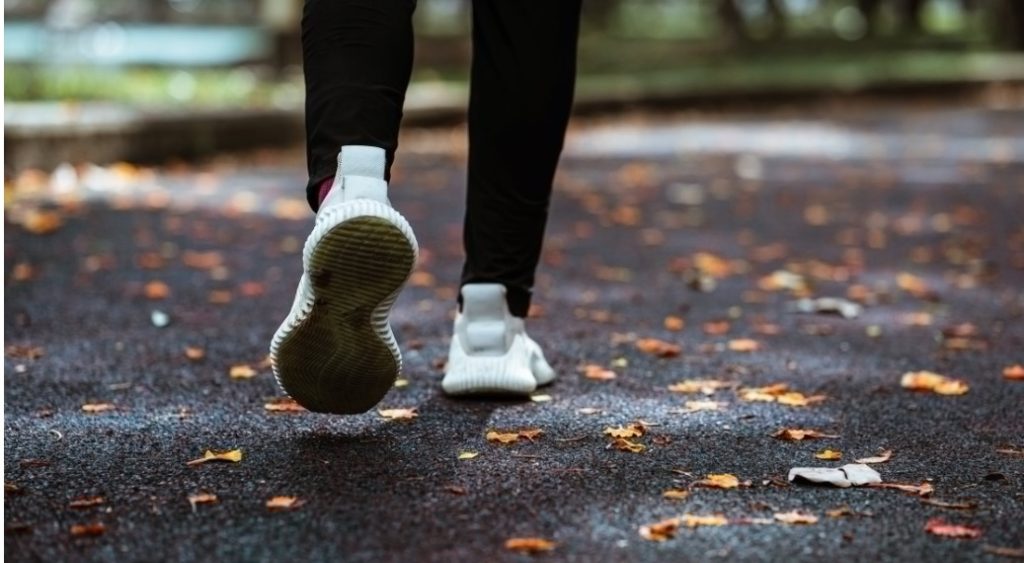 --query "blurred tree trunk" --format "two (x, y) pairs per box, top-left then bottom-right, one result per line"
(716, 0), (748, 44)
(897, 0), (926, 33)
(582, 0), (620, 33)
(261, 0), (303, 73)
(857, 0), (882, 36)
(766, 0), (787, 38)
(992, 0), (1024, 50)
